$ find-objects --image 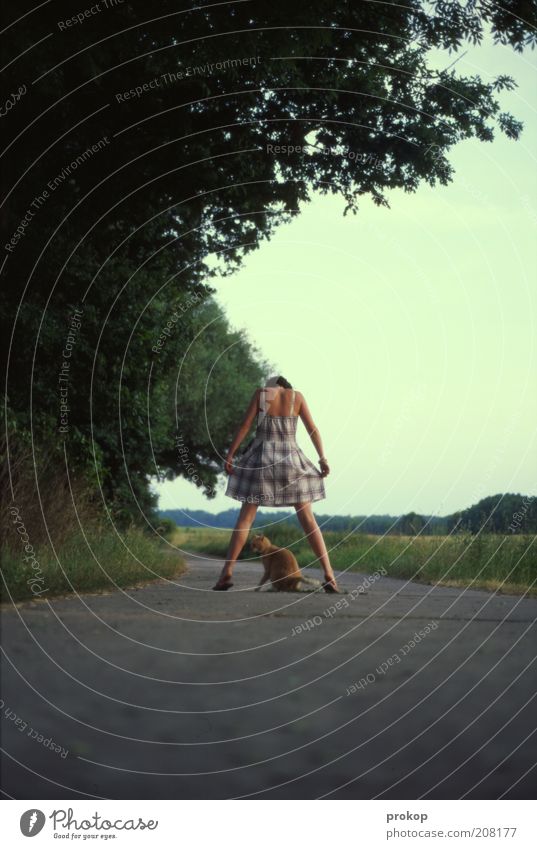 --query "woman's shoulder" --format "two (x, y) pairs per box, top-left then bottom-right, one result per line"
(293, 389), (304, 413)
